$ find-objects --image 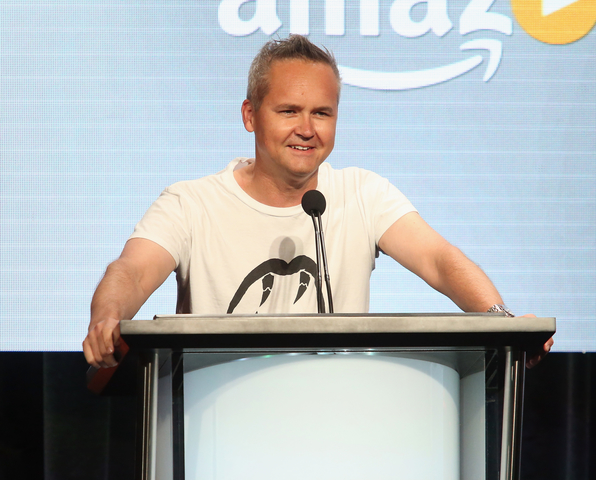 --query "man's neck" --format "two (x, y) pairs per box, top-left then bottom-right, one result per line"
(233, 161), (319, 208)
